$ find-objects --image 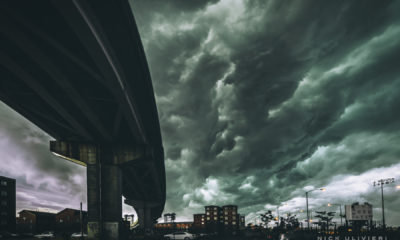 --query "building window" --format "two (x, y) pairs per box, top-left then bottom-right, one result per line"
(0, 191), (6, 196)
(0, 212), (6, 216)
(207, 217), (210, 220)
(201, 222), (204, 225)
(0, 181), (6, 186)
(206, 212), (210, 215)
(232, 222), (236, 225)
(214, 217), (217, 220)
(225, 222), (228, 225)
(60, 219), (63, 223)
(0, 201), (6, 206)
(214, 207), (217, 210)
